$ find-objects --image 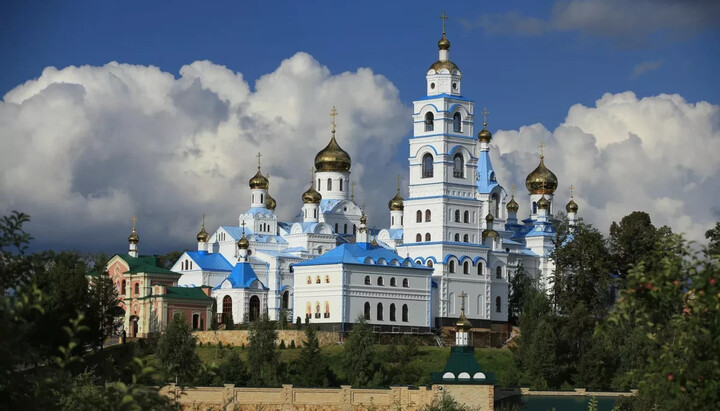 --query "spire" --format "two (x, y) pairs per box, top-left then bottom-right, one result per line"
(566, 184), (579, 214)
(507, 184), (519, 213)
(197, 213), (210, 250)
(249, 151), (269, 189)
(438, 11), (450, 52)
(128, 216), (139, 258)
(455, 291), (472, 346)
(237, 220), (249, 262)
(478, 107), (492, 144)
